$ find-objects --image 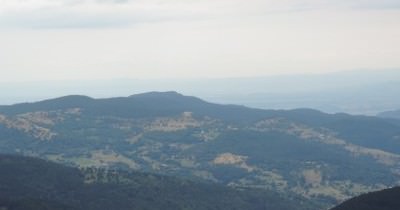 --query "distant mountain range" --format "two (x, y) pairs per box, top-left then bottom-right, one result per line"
(1, 91), (400, 209)
(378, 109), (400, 120)
(331, 187), (400, 210)
(1, 69), (400, 115)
